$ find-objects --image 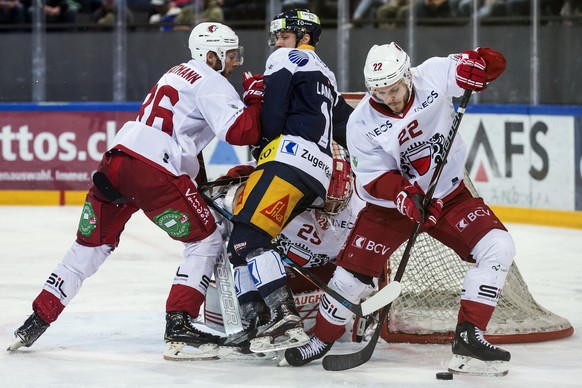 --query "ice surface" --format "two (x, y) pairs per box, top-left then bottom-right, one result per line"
(1, 206), (580, 387)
